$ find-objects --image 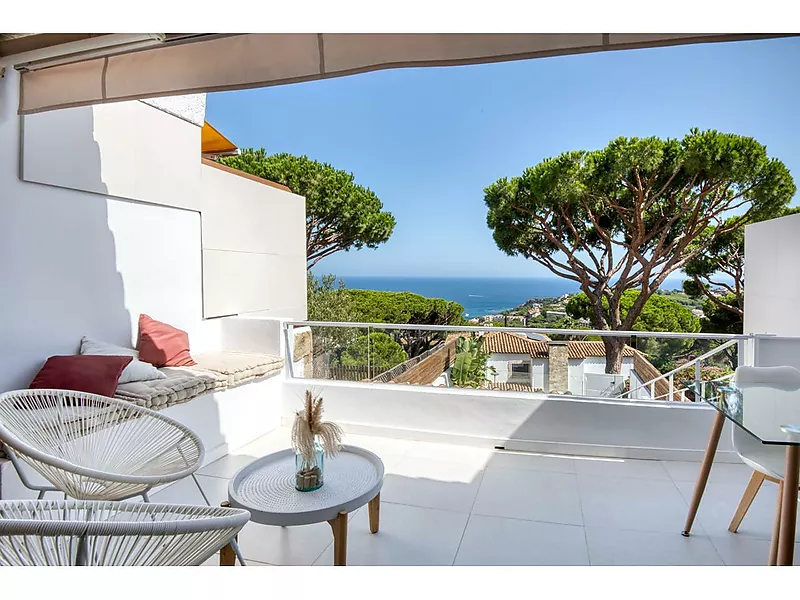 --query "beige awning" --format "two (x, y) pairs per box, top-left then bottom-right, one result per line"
(17, 33), (792, 114)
